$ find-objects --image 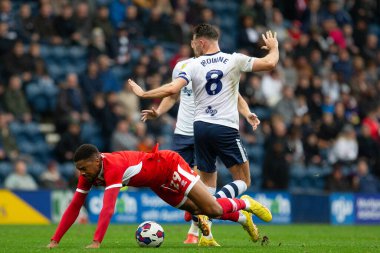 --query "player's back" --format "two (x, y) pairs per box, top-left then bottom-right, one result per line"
(172, 58), (195, 136)
(179, 51), (254, 130)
